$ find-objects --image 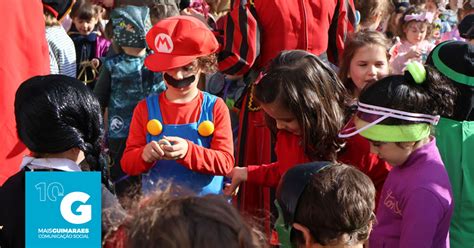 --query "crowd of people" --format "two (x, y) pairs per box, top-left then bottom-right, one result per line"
(0, 0), (473, 247)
